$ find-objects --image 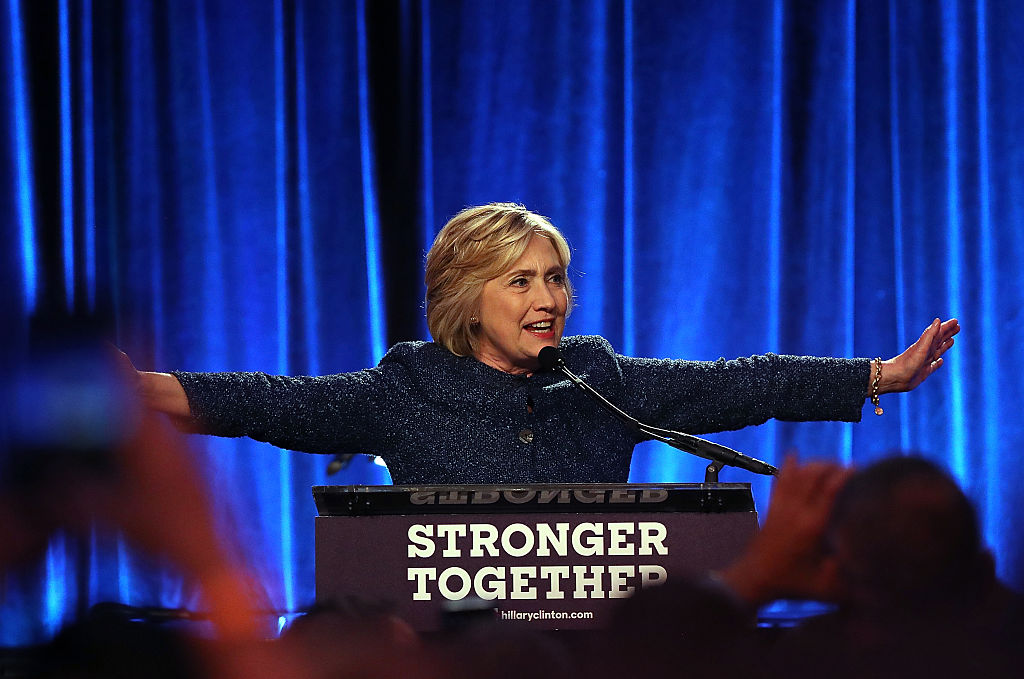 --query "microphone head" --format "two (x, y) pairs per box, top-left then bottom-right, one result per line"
(537, 346), (562, 372)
